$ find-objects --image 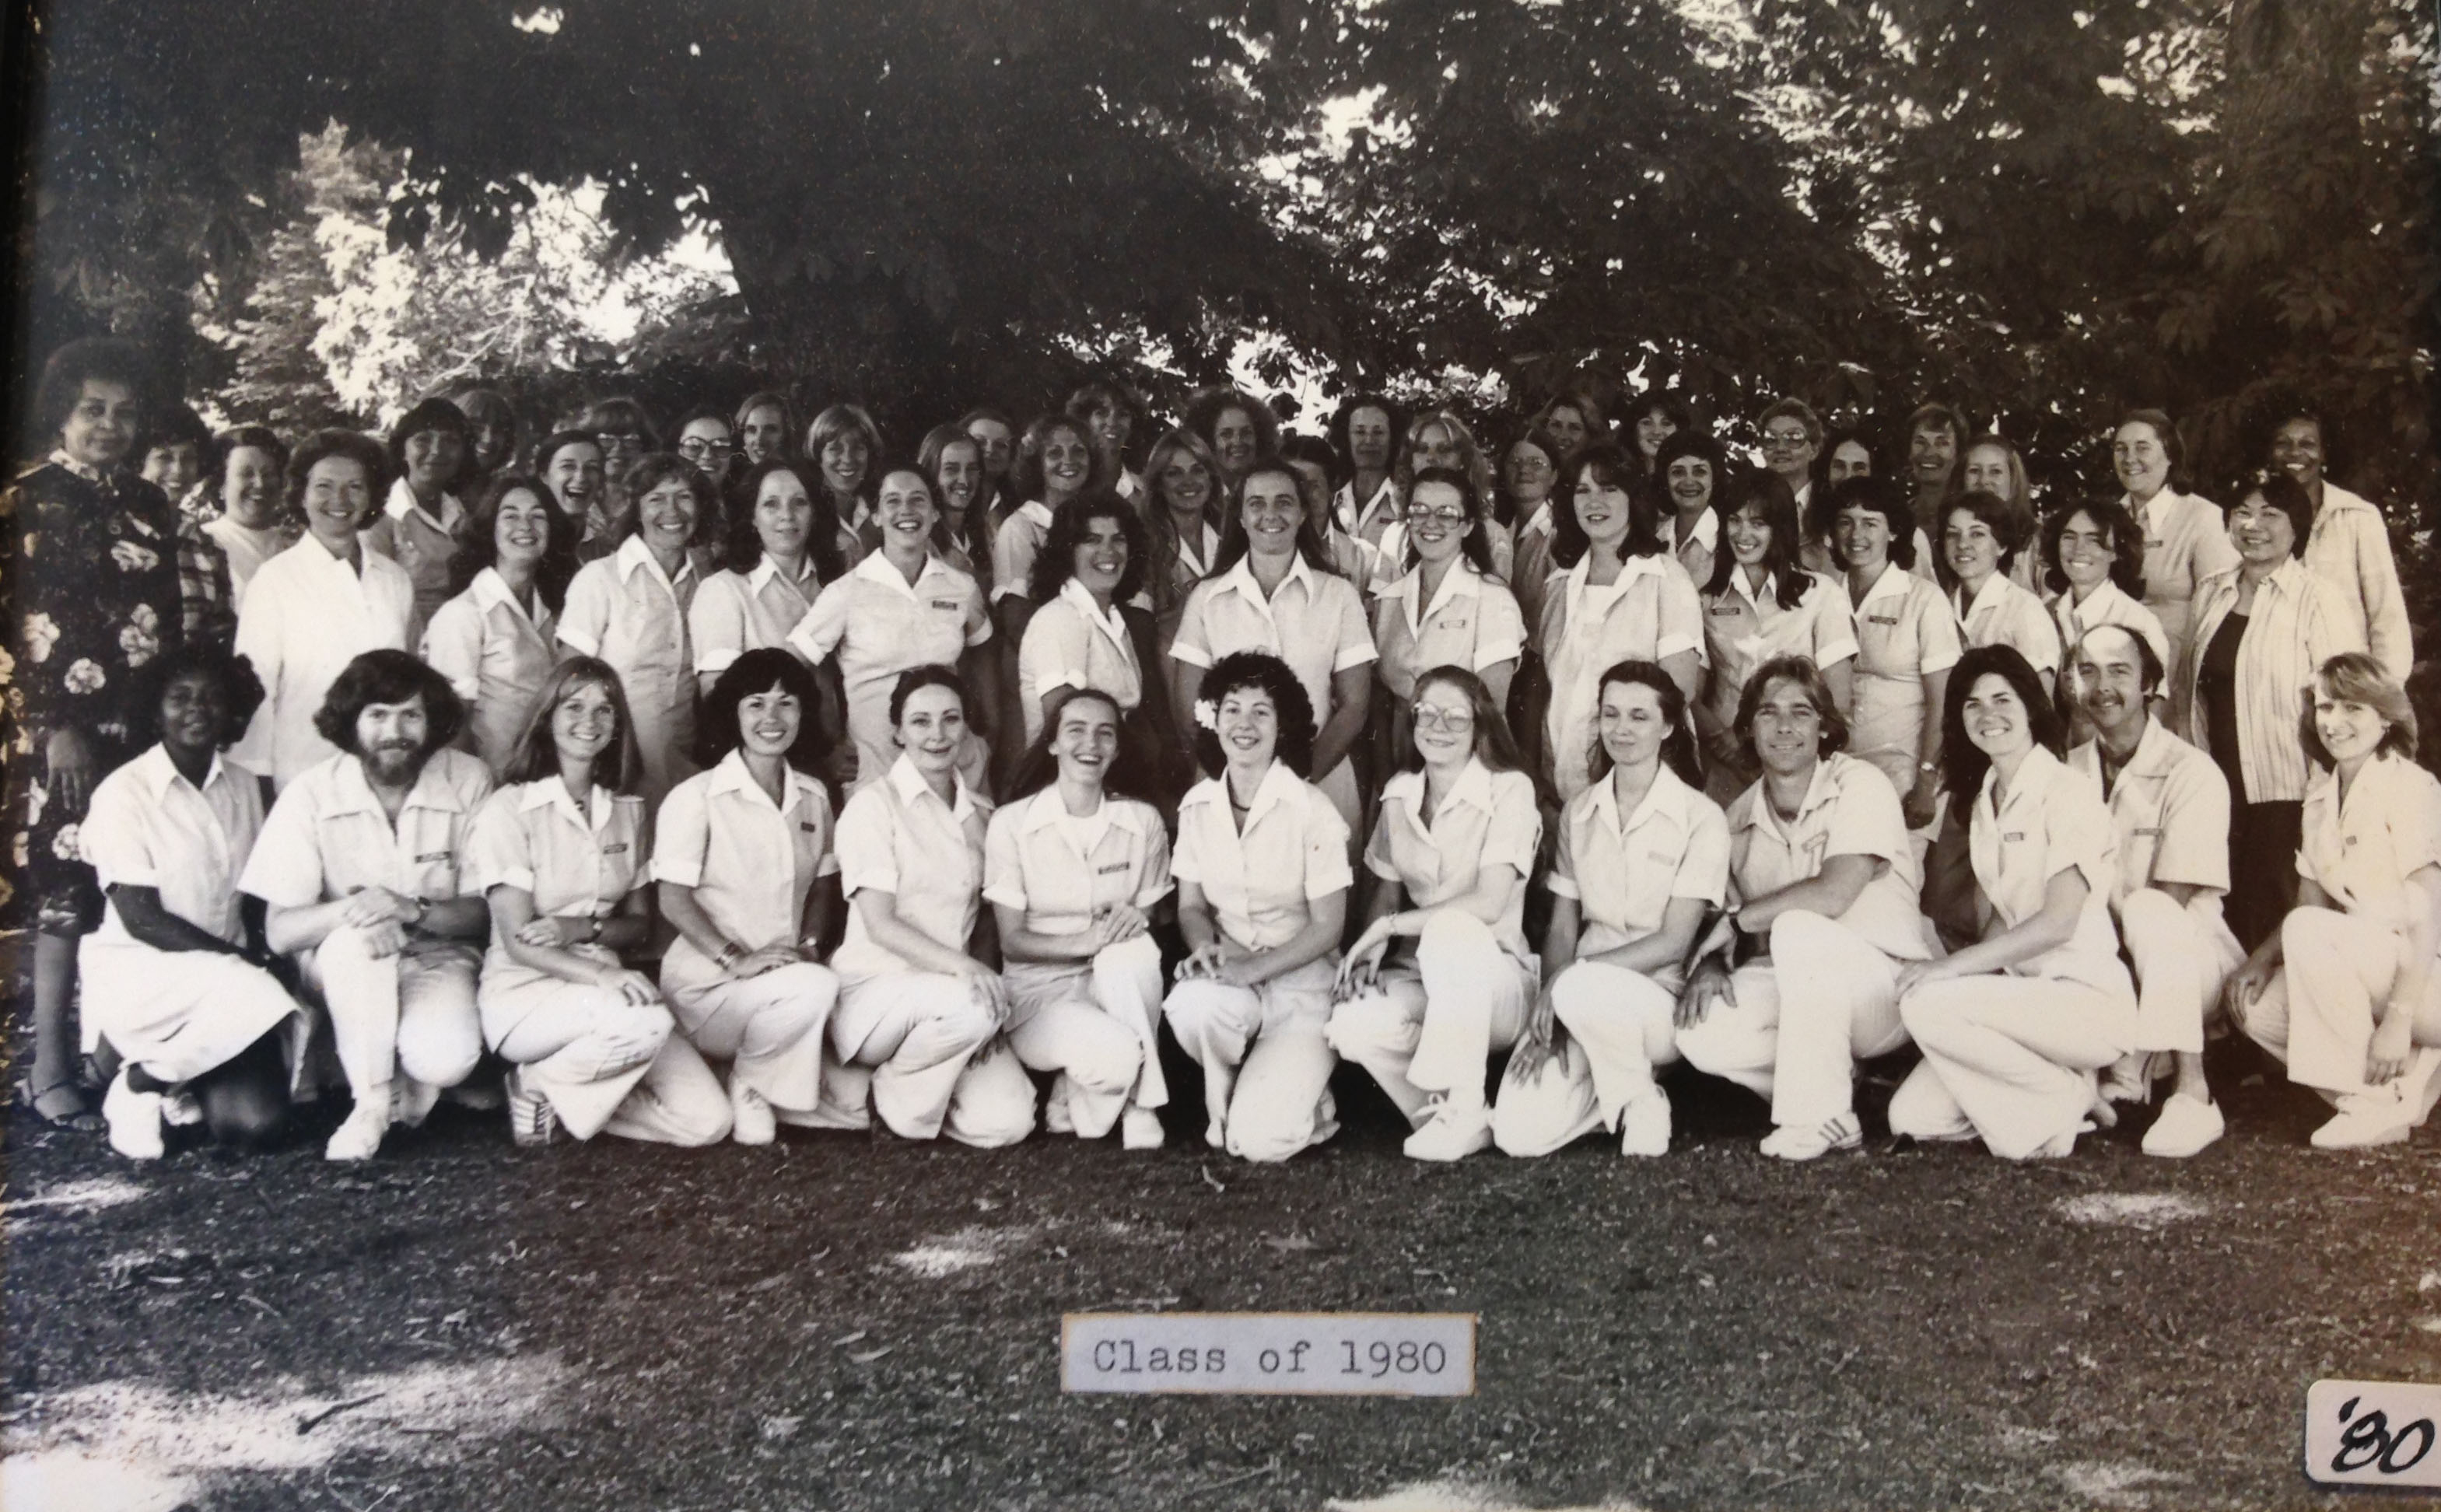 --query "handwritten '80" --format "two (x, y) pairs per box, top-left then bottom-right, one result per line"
(2306, 1381), (2441, 1489)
